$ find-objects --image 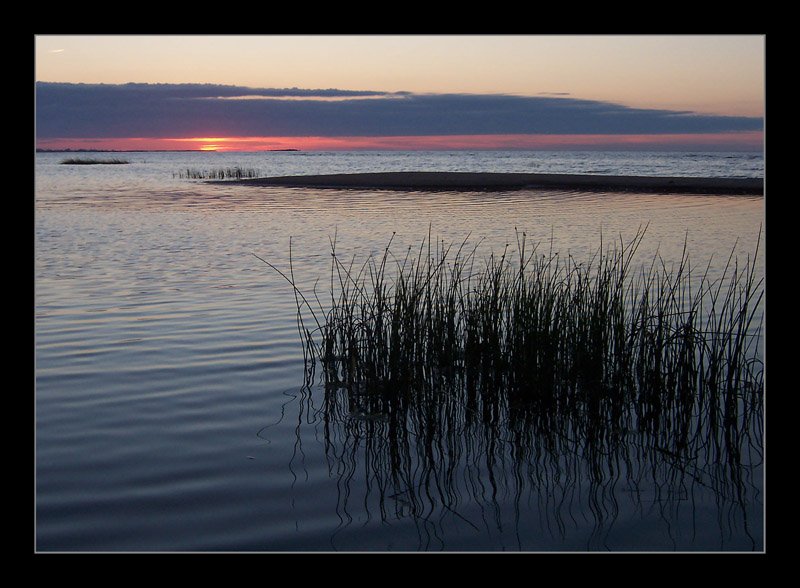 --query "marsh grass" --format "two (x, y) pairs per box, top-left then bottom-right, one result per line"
(257, 227), (763, 542)
(175, 166), (259, 180)
(257, 227), (763, 481)
(60, 157), (130, 165)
